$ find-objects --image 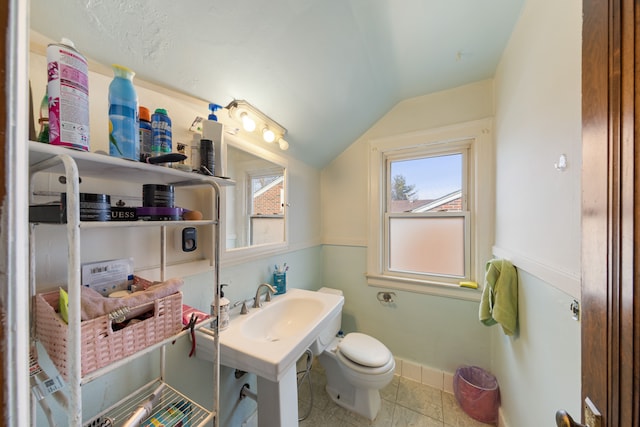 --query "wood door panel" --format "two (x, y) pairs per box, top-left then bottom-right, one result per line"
(582, 0), (639, 425)
(1, 0), (7, 425)
(581, 0), (610, 420)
